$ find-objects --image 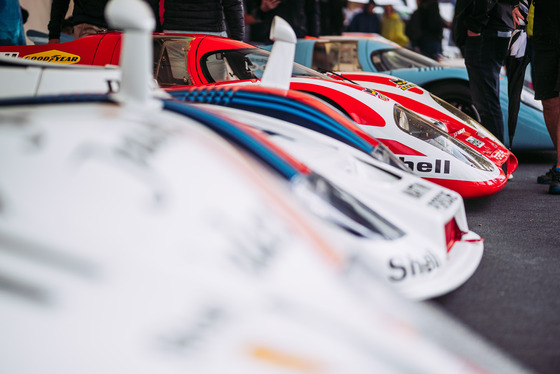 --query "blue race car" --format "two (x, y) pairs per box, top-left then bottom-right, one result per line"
(290, 34), (552, 151)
